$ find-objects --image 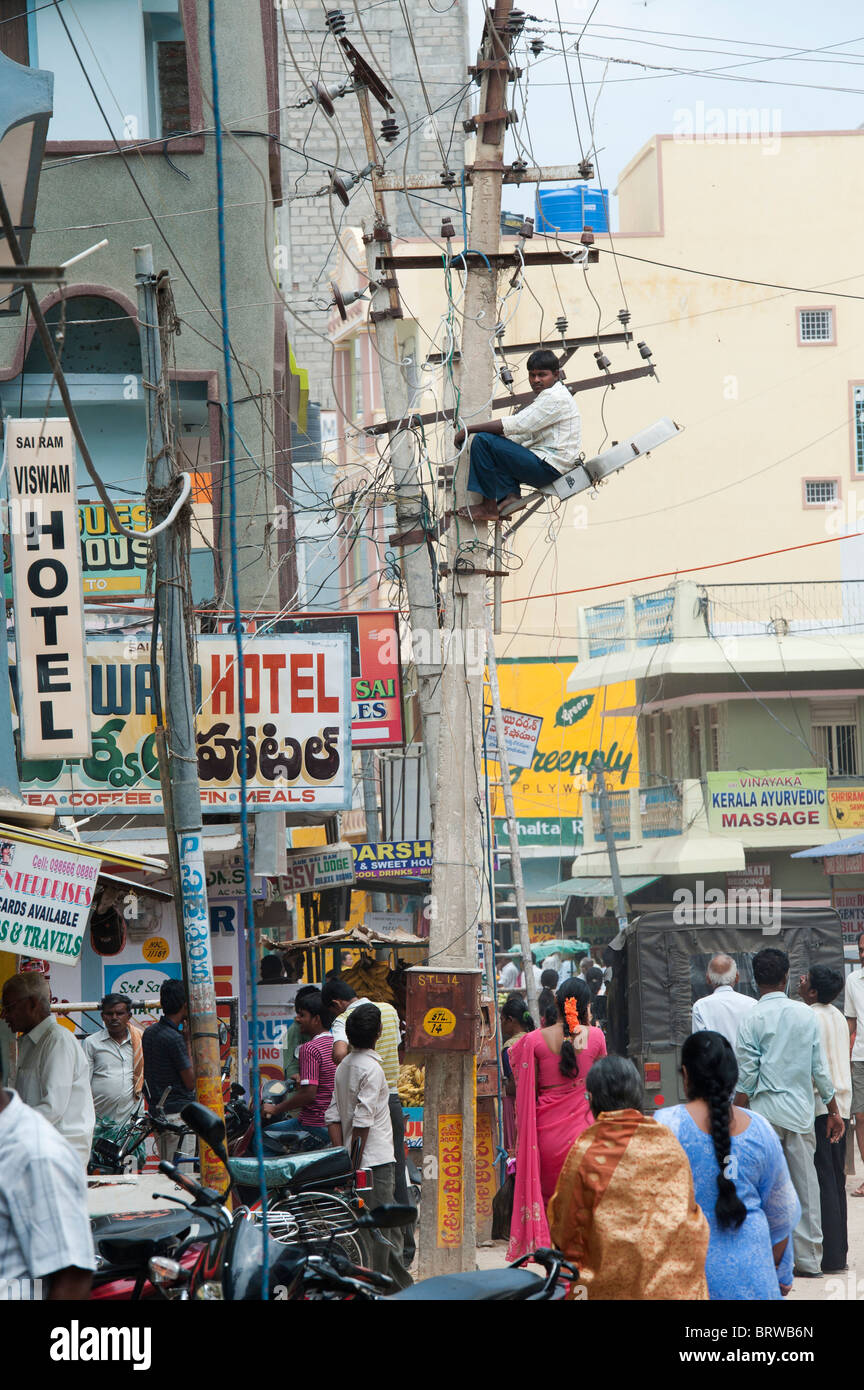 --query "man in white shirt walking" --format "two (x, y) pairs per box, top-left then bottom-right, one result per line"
(83, 993), (145, 1169)
(326, 1003), (412, 1289)
(691, 953), (757, 1051)
(799, 964), (852, 1272)
(0, 1085), (96, 1299)
(452, 350), (582, 522)
(1, 971), (94, 1168)
(844, 928), (864, 1198)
